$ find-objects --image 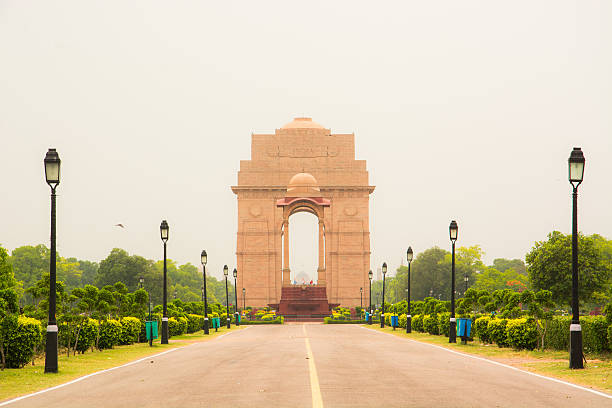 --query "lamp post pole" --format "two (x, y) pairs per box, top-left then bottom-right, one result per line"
(160, 220), (169, 344)
(406, 247), (413, 333)
(233, 268), (239, 326)
(242, 288), (246, 315)
(381, 262), (387, 328)
(201, 250), (209, 335)
(44, 148), (60, 373)
(569, 147), (585, 369)
(368, 270), (373, 325)
(224, 265), (230, 329)
(360, 287), (363, 310)
(449, 220), (458, 343)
